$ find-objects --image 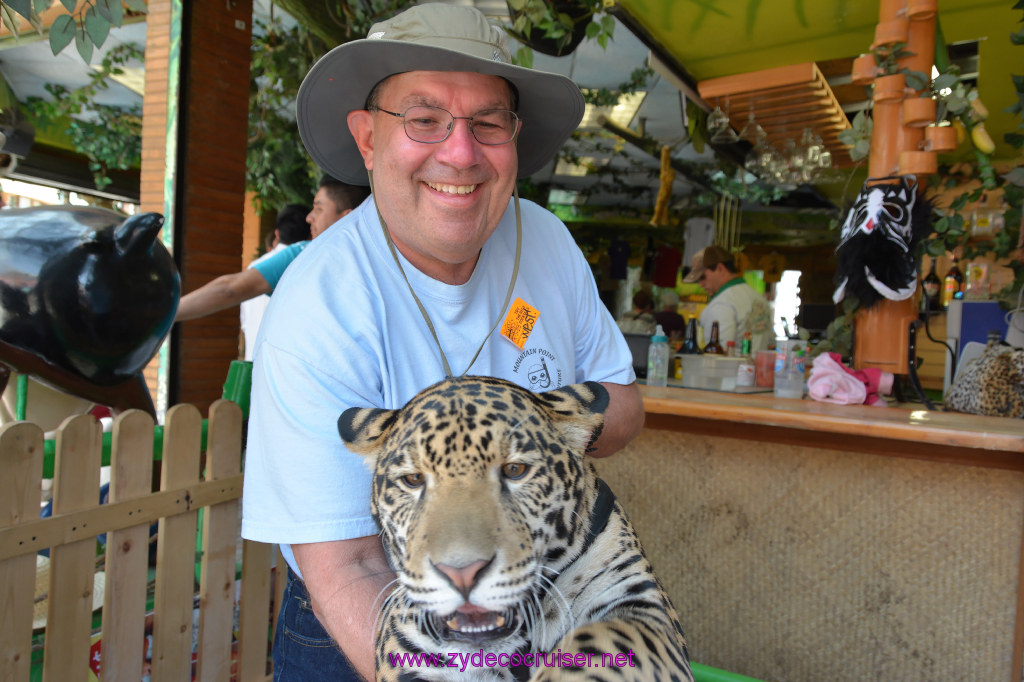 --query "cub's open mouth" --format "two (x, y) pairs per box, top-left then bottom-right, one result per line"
(434, 604), (517, 643)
